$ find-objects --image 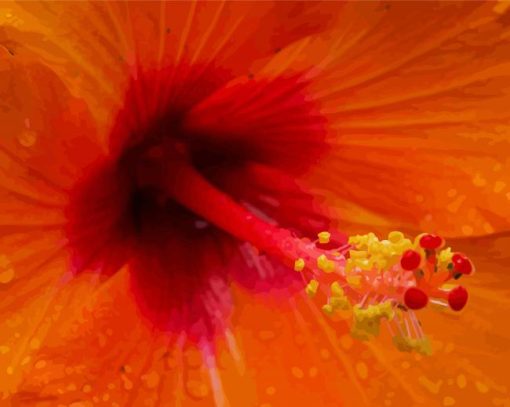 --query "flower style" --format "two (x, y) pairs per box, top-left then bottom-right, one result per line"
(1, 2), (510, 406)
